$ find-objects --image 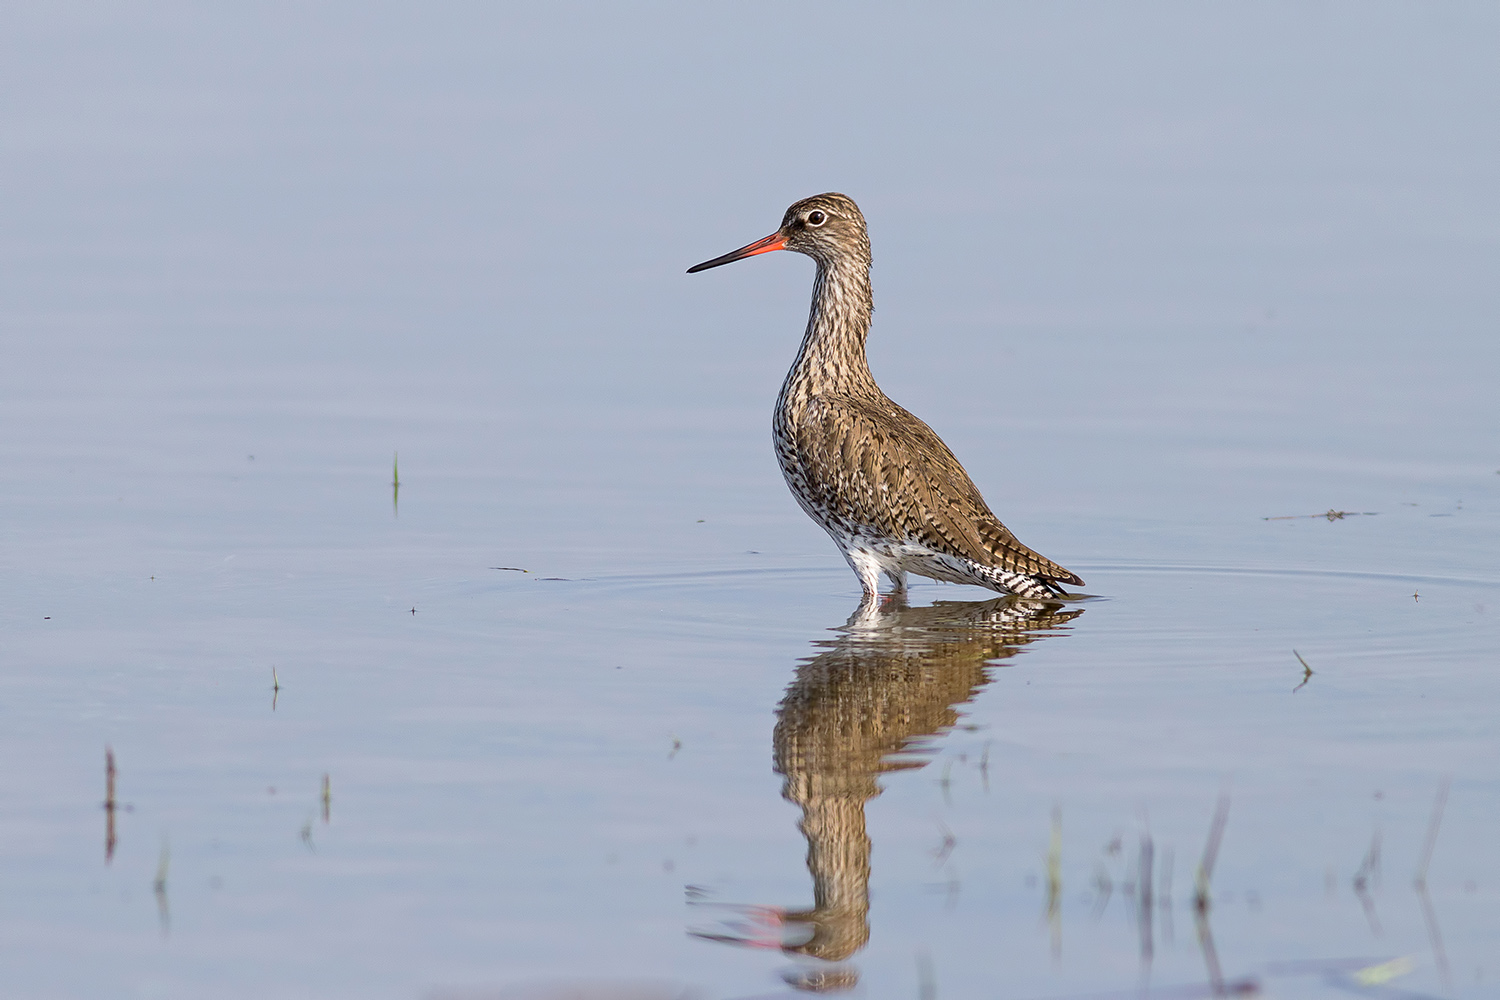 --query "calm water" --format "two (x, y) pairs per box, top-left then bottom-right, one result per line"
(2, 5), (1498, 998)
